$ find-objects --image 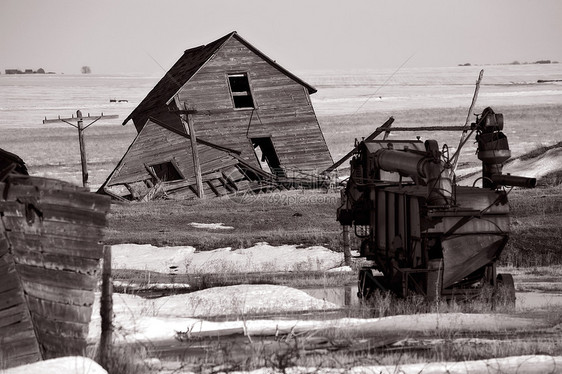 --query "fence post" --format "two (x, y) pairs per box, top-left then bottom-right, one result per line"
(343, 225), (351, 266)
(99, 245), (113, 367)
